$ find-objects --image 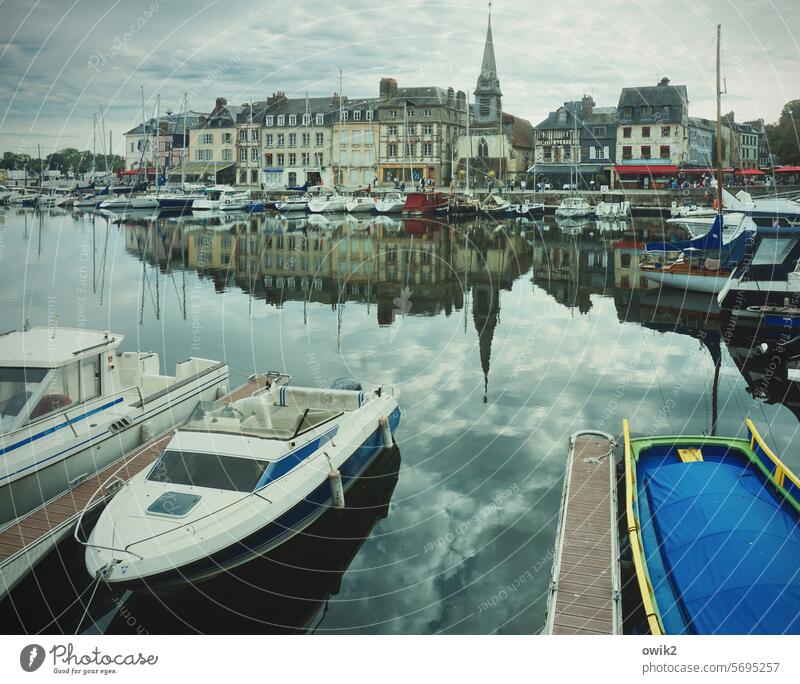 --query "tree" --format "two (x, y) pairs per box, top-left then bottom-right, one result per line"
(766, 99), (800, 165)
